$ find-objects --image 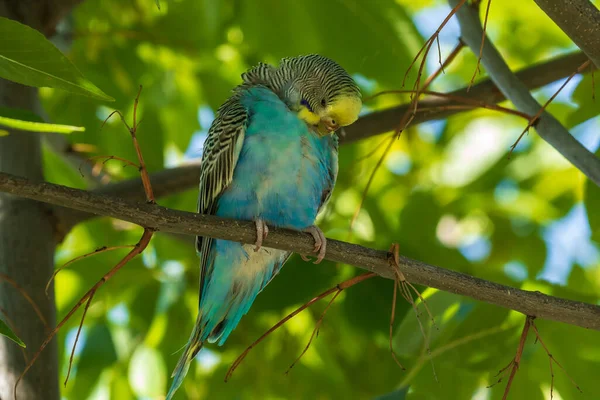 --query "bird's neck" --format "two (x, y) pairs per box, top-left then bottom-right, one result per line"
(240, 65), (300, 111)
